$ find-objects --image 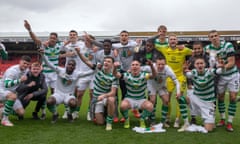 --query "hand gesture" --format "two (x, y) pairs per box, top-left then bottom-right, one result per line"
(217, 58), (225, 68)
(28, 81), (36, 87)
(38, 48), (45, 54)
(83, 31), (92, 41)
(146, 59), (153, 66)
(114, 61), (121, 68)
(97, 63), (102, 69)
(20, 75), (27, 82)
(135, 38), (142, 45)
(97, 95), (105, 101)
(43, 41), (49, 47)
(113, 49), (119, 57)
(75, 47), (80, 53)
(176, 92), (181, 99)
(183, 61), (191, 72)
(24, 20), (31, 31)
